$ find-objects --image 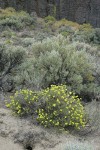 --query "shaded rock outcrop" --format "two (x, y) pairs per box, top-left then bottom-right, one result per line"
(56, 0), (100, 27)
(0, 0), (100, 27)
